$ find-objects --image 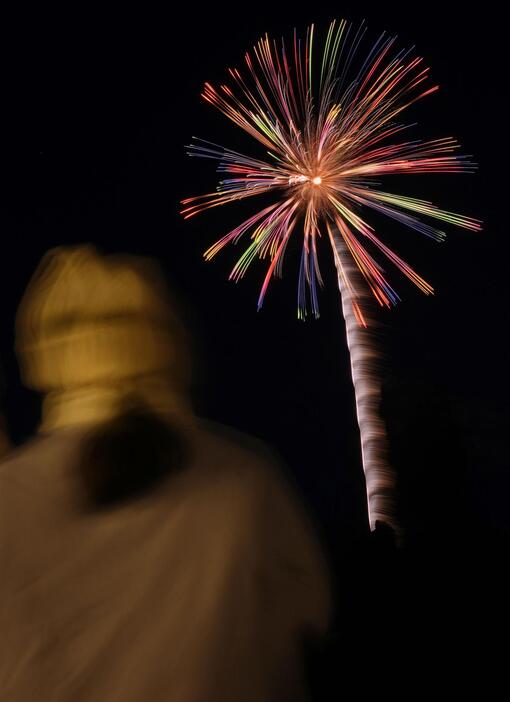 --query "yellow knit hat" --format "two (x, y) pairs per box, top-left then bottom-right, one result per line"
(16, 246), (187, 393)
